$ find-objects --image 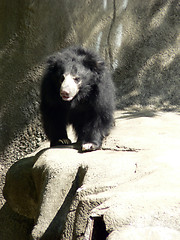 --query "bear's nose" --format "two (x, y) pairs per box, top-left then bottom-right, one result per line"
(60, 90), (71, 101)
(60, 90), (69, 97)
